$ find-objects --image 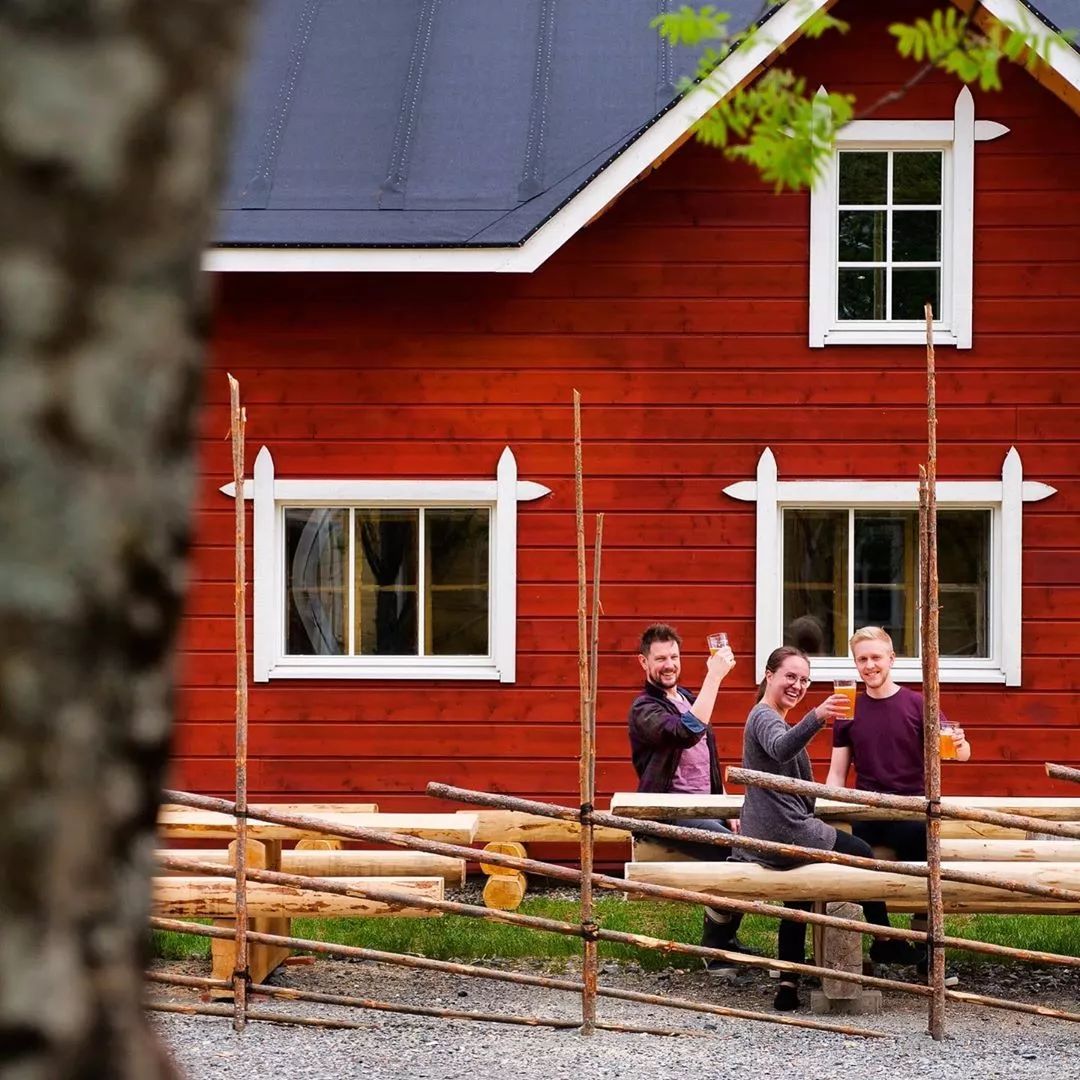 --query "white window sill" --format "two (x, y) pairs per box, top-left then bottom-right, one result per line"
(267, 660), (504, 681)
(820, 327), (958, 347)
(810, 660), (1006, 685)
